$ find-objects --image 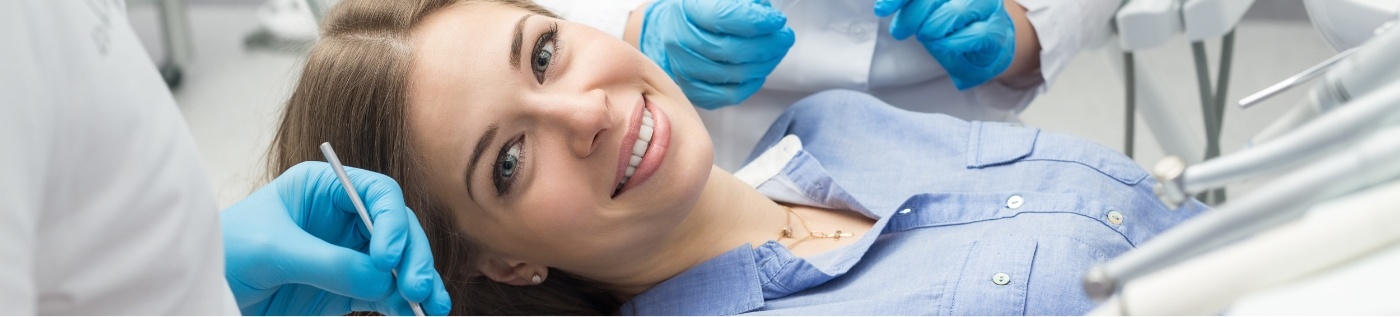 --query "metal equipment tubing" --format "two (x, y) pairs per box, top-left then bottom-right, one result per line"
(1087, 125), (1400, 301)
(1089, 179), (1400, 315)
(1103, 45), (1205, 164)
(1154, 79), (1400, 208)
